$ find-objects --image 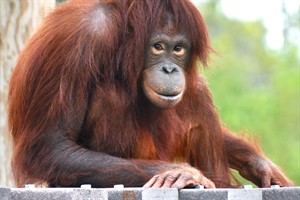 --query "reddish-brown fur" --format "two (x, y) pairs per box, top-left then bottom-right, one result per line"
(8, 0), (292, 188)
